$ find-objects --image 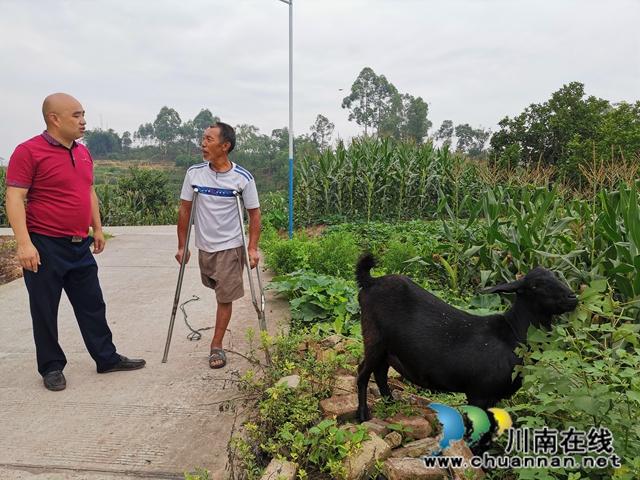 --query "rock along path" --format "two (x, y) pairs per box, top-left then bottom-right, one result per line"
(0, 226), (289, 479)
